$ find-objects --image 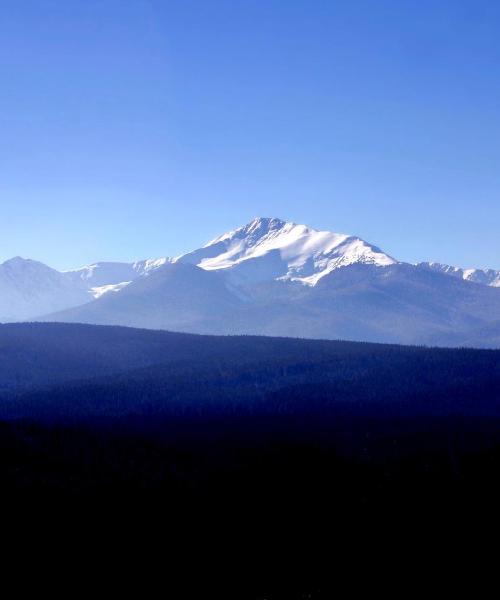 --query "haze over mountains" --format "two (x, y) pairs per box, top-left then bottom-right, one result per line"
(1, 217), (499, 347)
